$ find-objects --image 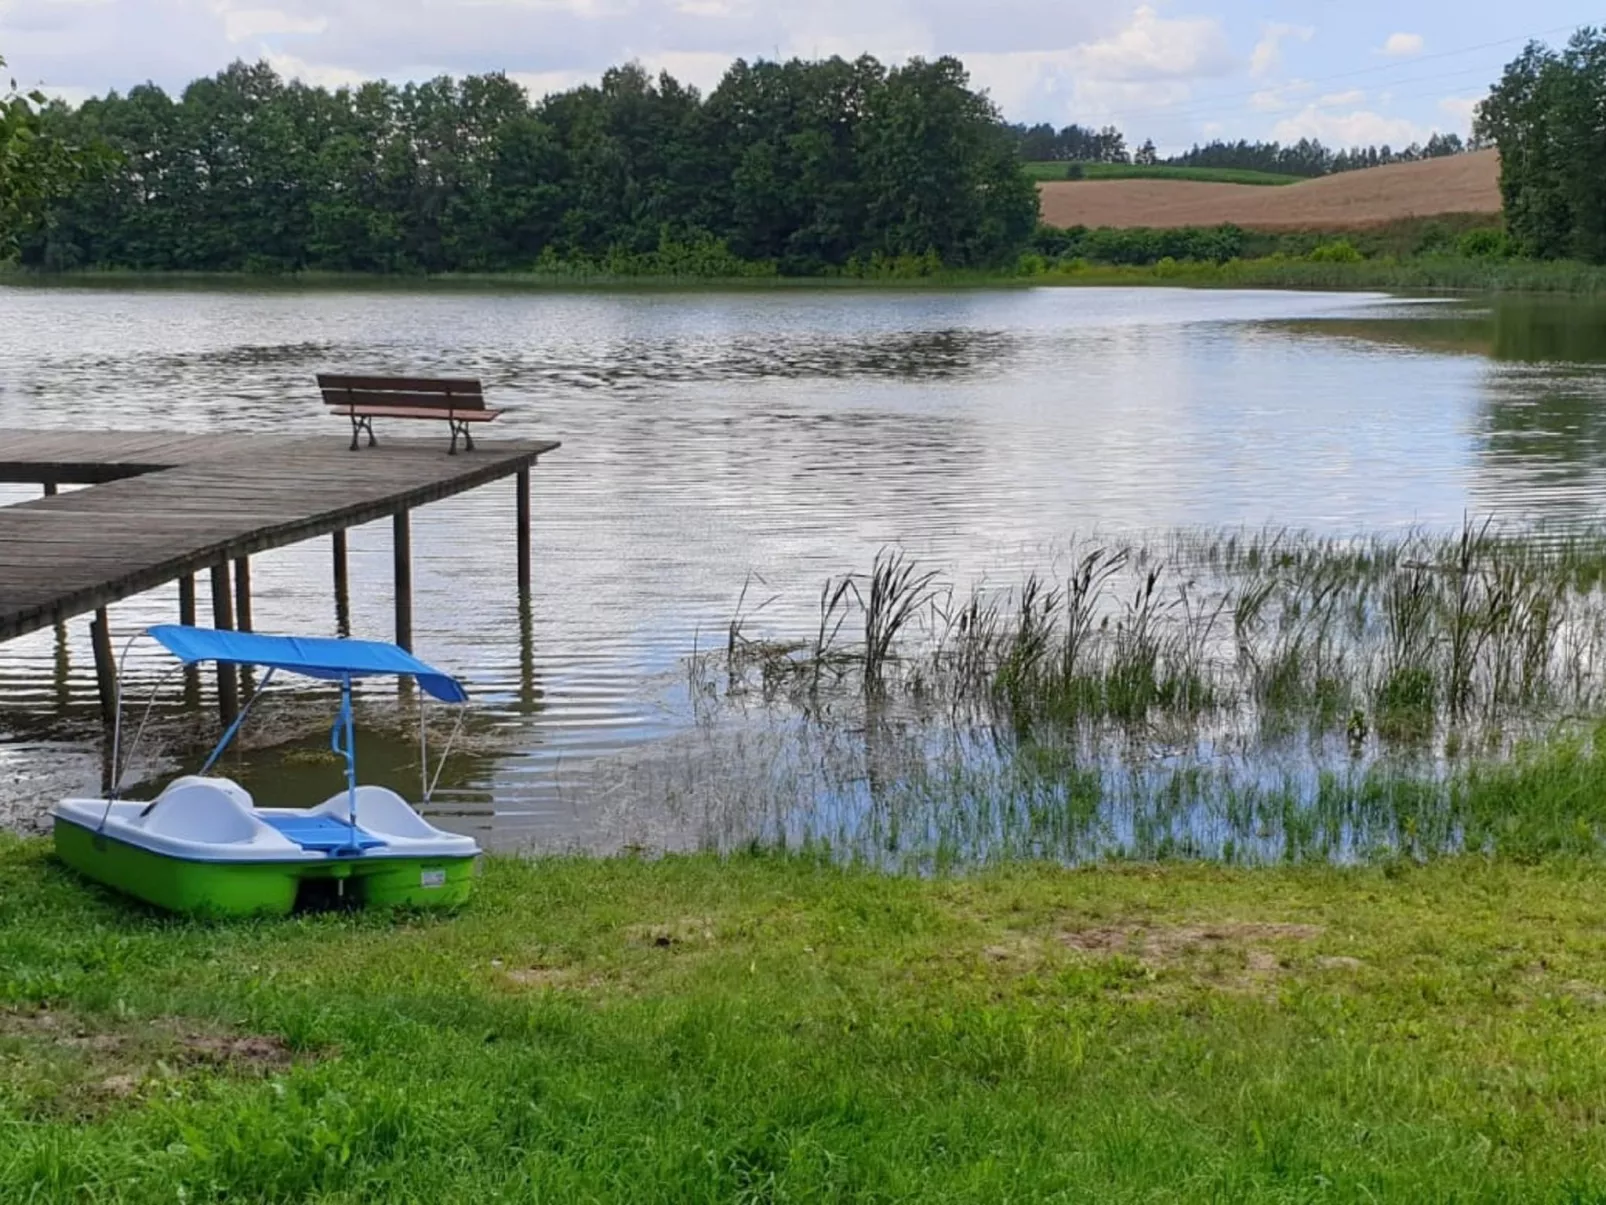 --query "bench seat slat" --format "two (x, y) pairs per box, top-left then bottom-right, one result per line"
(317, 374), (481, 394)
(333, 405), (502, 421)
(322, 389), (487, 411)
